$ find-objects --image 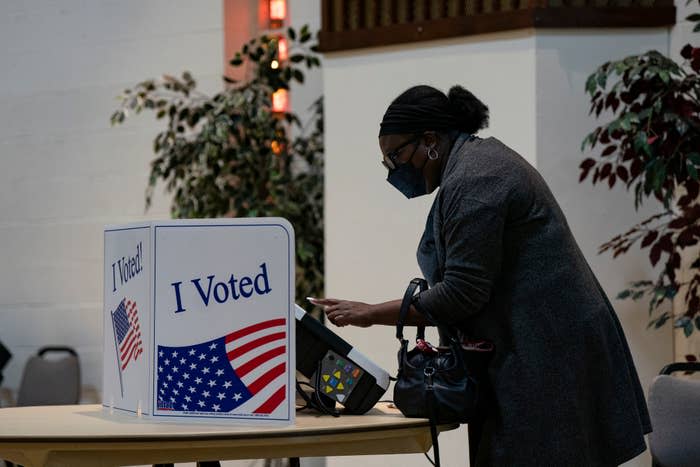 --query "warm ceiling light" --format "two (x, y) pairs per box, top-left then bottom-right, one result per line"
(269, 0), (286, 29)
(271, 60), (279, 69)
(272, 88), (289, 113)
